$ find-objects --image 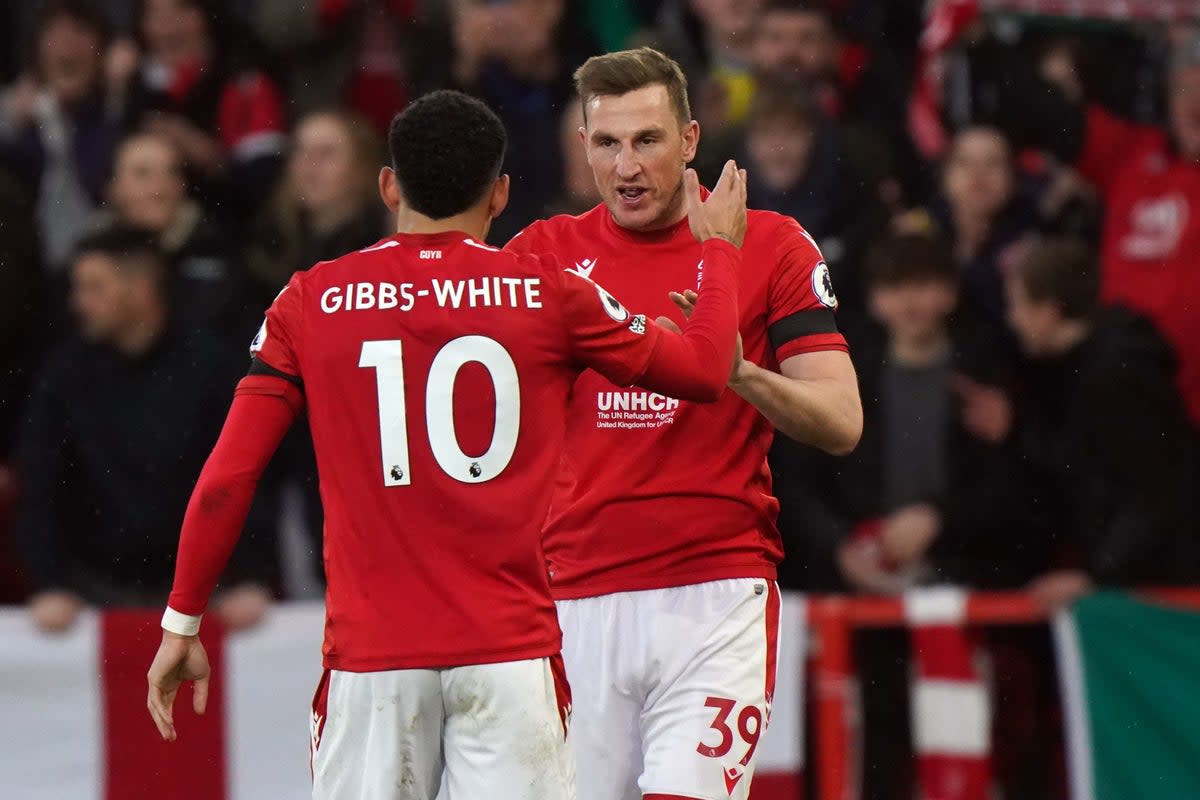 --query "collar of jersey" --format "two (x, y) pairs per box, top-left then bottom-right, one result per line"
(389, 230), (475, 246)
